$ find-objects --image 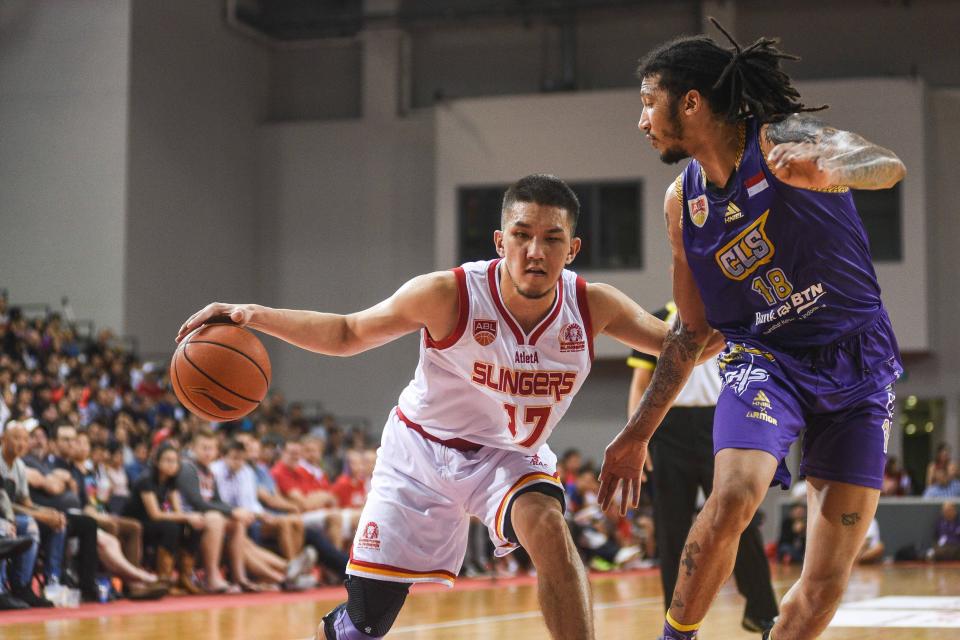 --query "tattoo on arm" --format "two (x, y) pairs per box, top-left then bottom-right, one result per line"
(841, 512), (861, 527)
(764, 114), (828, 145)
(765, 114), (905, 190)
(682, 541), (701, 576)
(647, 321), (702, 409)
